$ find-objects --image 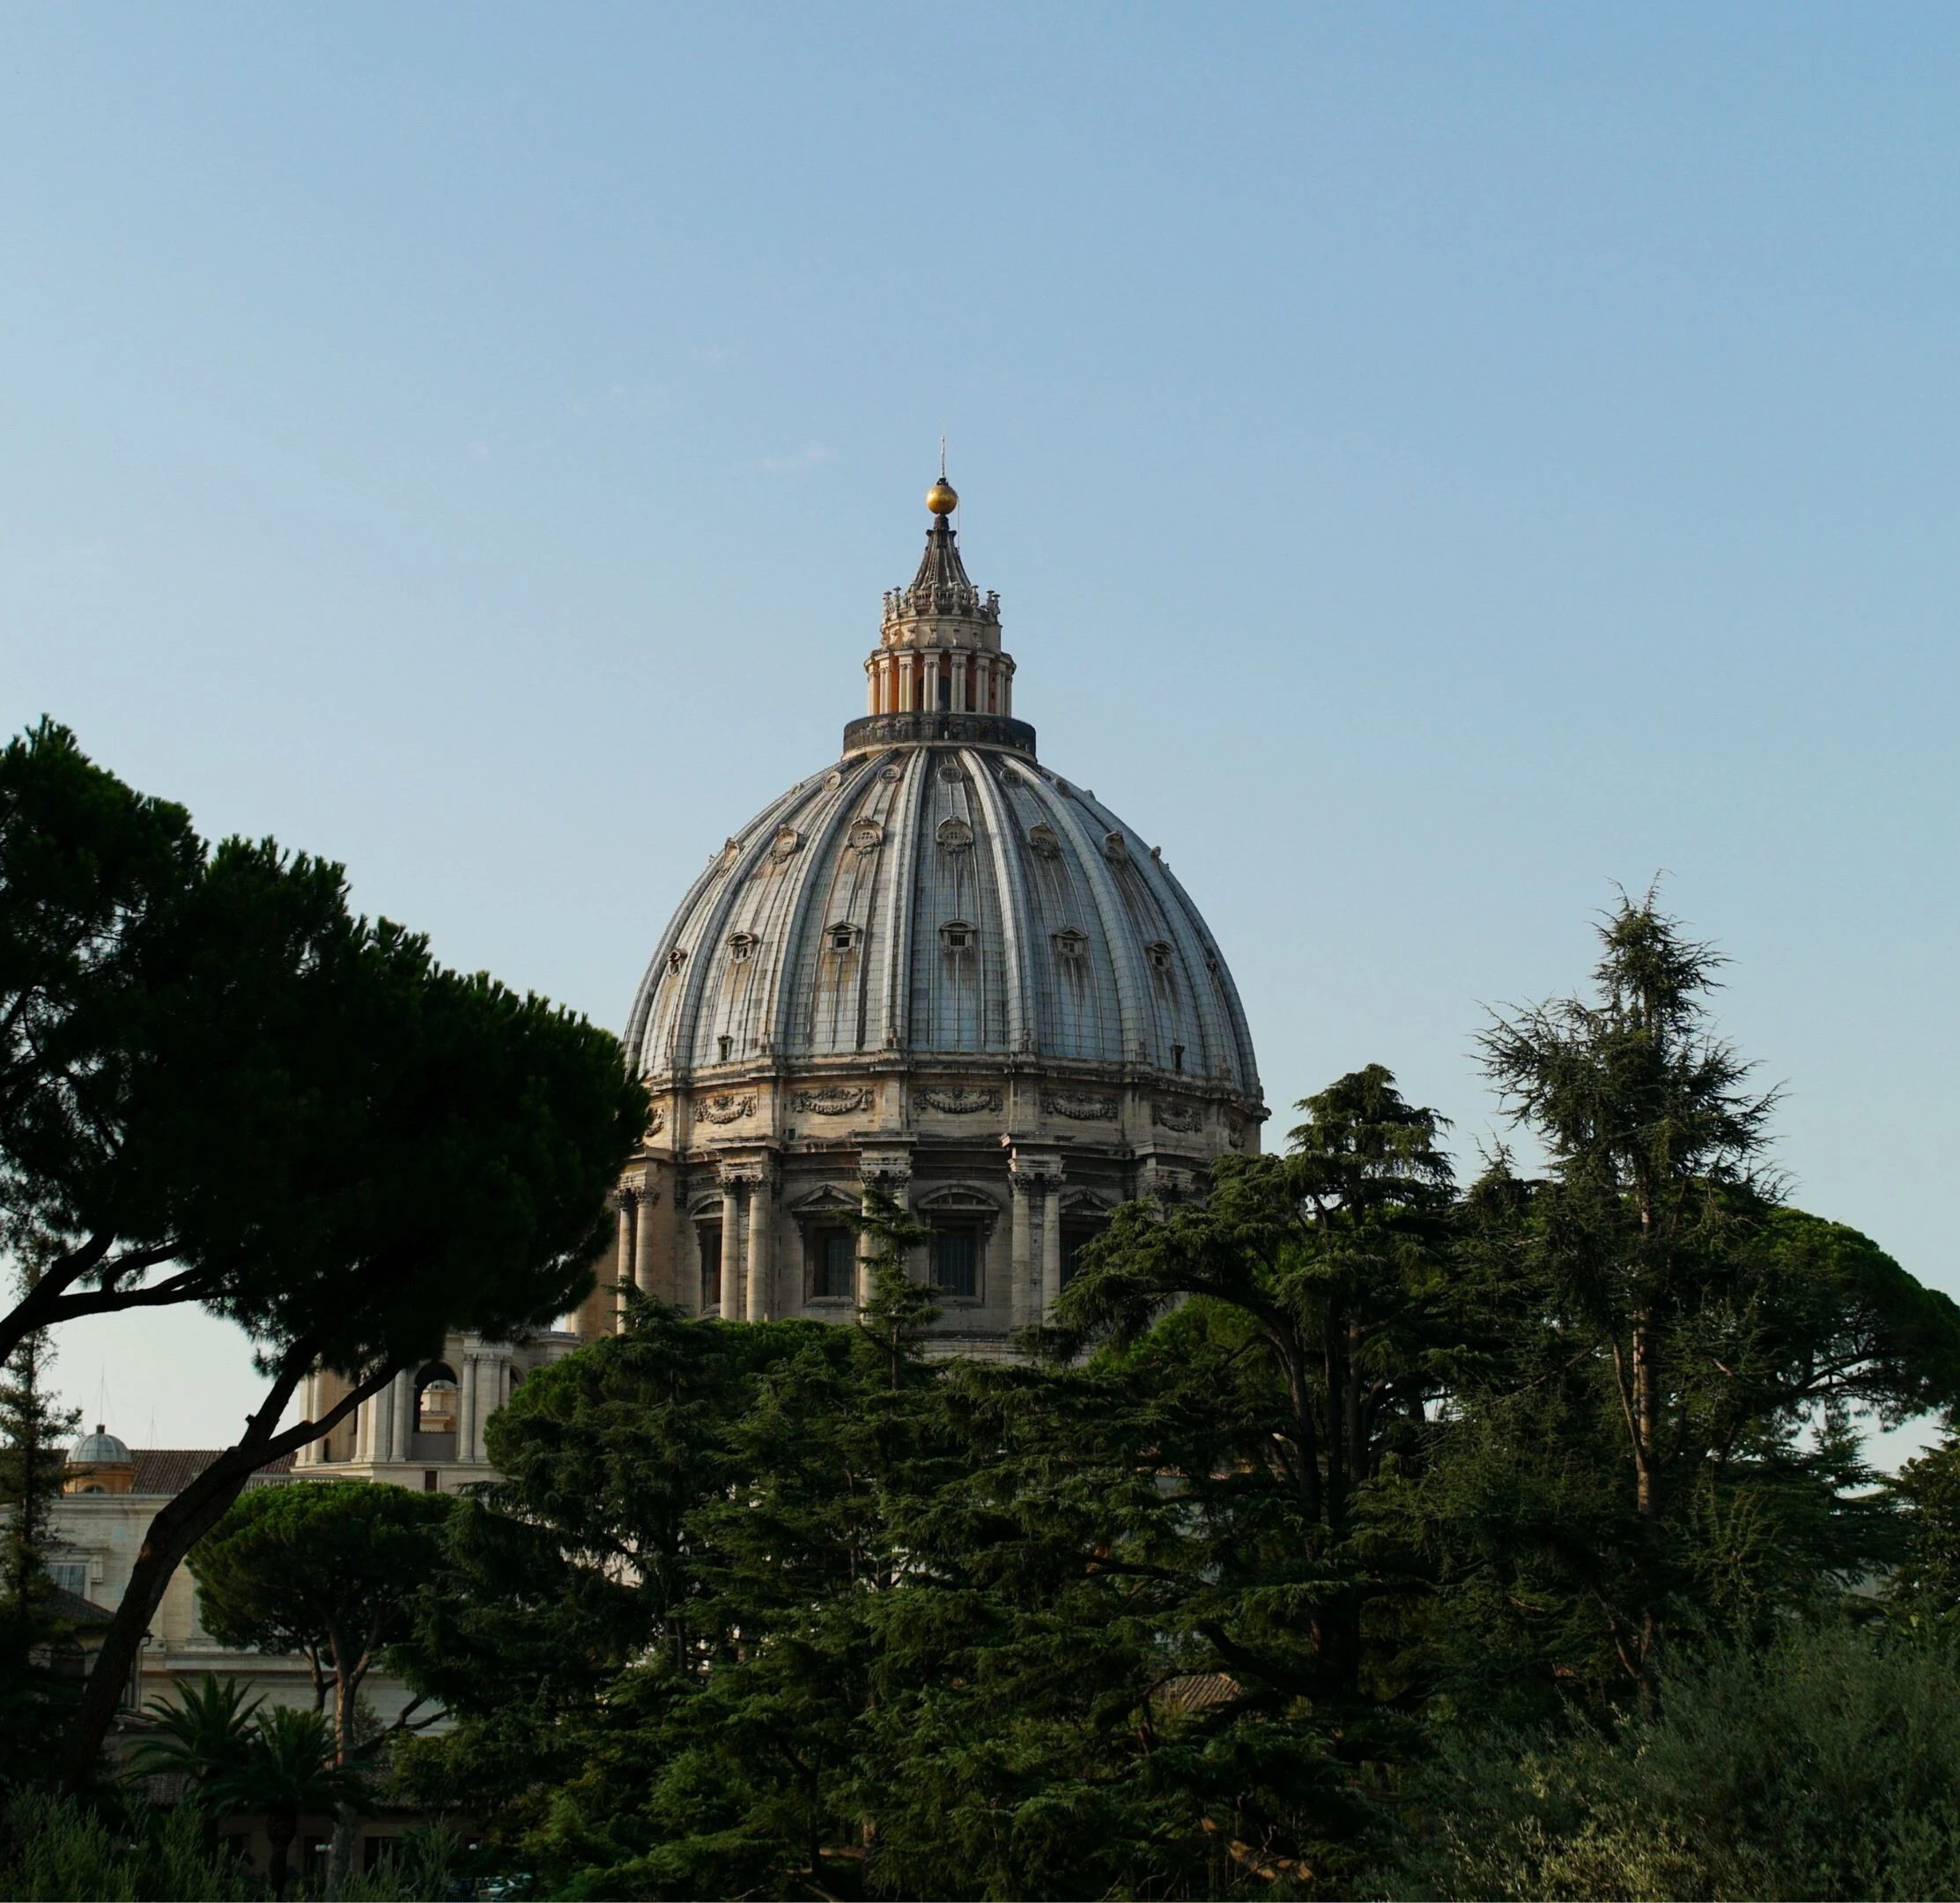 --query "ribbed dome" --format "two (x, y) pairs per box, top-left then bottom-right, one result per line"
(70, 1425), (130, 1464)
(625, 744), (1260, 1093)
